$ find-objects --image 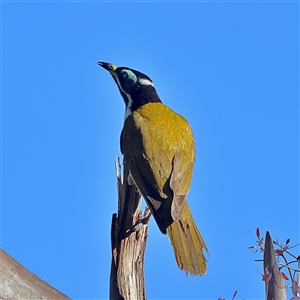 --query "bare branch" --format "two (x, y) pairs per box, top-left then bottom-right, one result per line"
(109, 158), (150, 300)
(264, 231), (286, 300)
(0, 249), (70, 299)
